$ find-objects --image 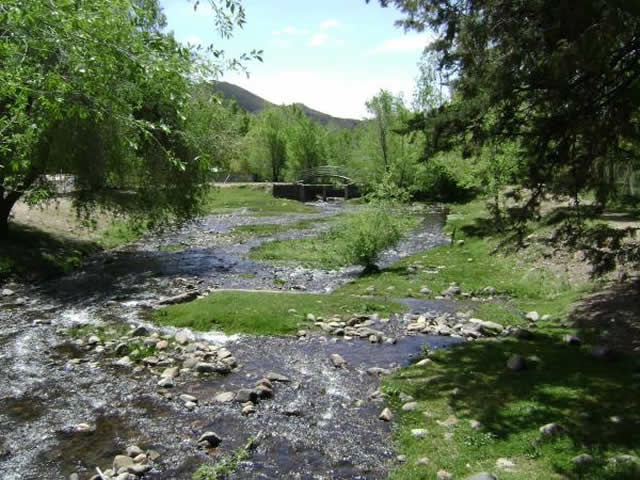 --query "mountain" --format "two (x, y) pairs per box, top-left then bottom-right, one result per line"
(211, 81), (360, 129)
